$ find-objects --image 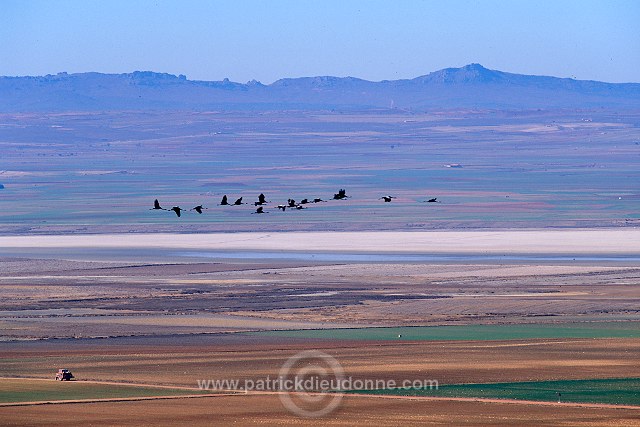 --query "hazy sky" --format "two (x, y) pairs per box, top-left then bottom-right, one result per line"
(1, 0), (638, 83)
